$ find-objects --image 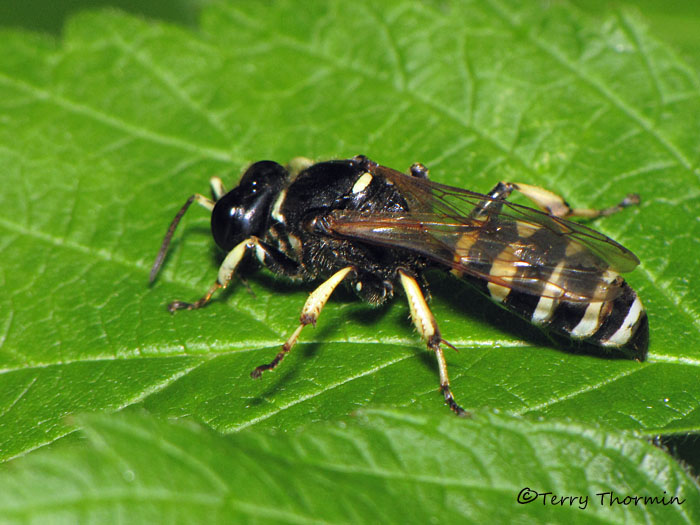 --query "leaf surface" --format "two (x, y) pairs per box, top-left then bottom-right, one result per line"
(1, 411), (698, 524)
(0, 0), (699, 462)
